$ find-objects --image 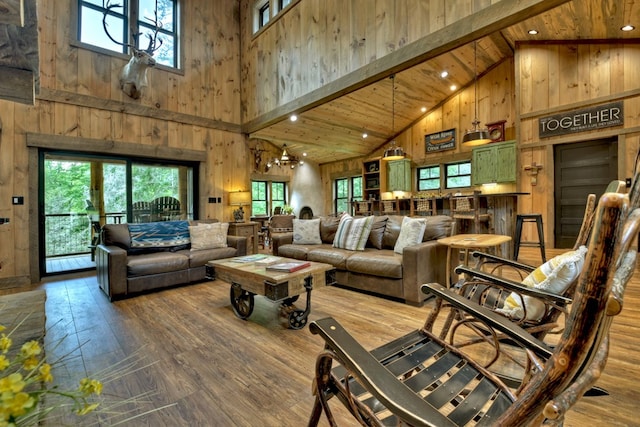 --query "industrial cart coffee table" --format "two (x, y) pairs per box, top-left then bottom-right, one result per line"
(206, 257), (335, 329)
